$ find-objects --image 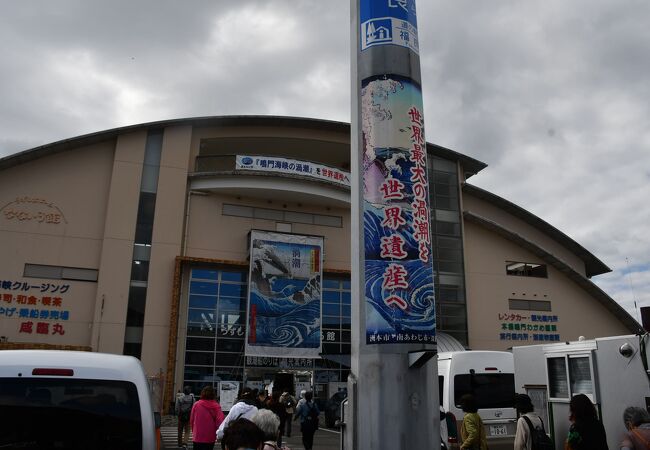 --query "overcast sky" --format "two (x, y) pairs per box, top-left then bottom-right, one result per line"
(1, 1), (648, 322)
